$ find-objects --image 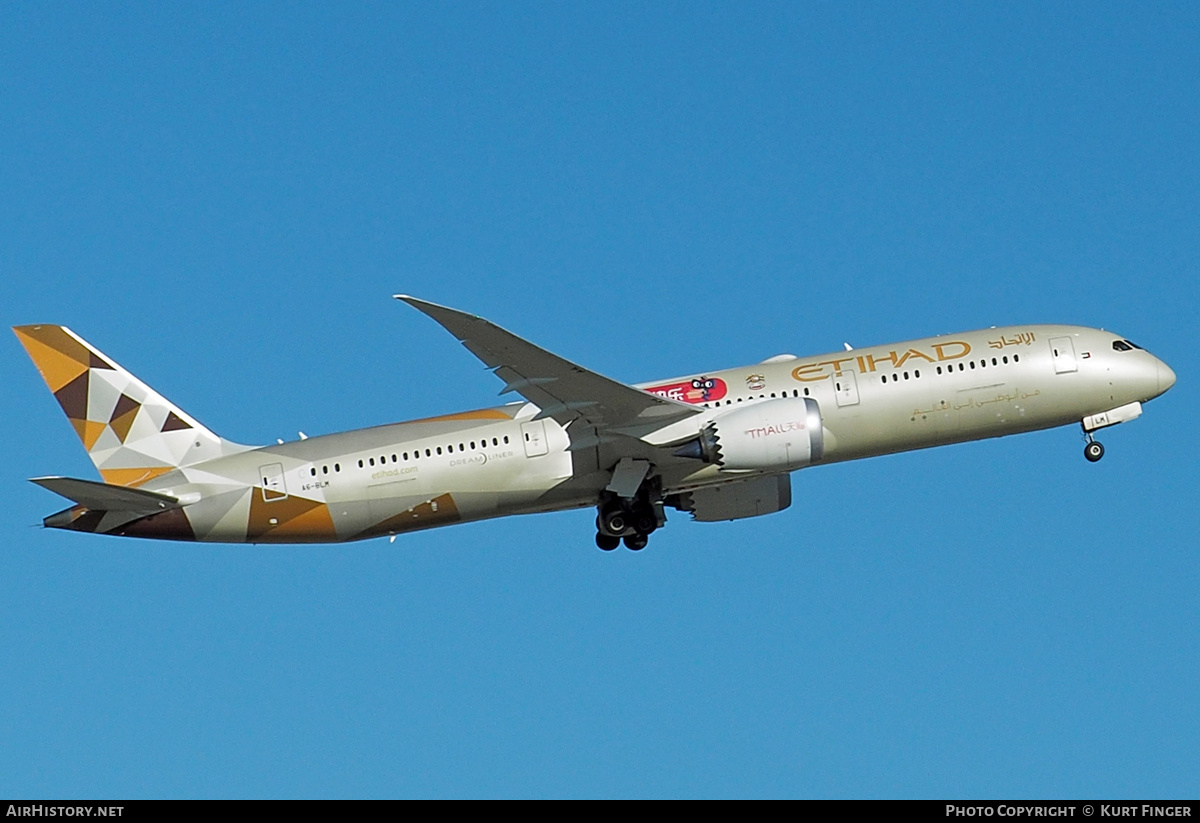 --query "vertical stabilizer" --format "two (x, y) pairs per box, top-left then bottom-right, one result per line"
(13, 325), (247, 487)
